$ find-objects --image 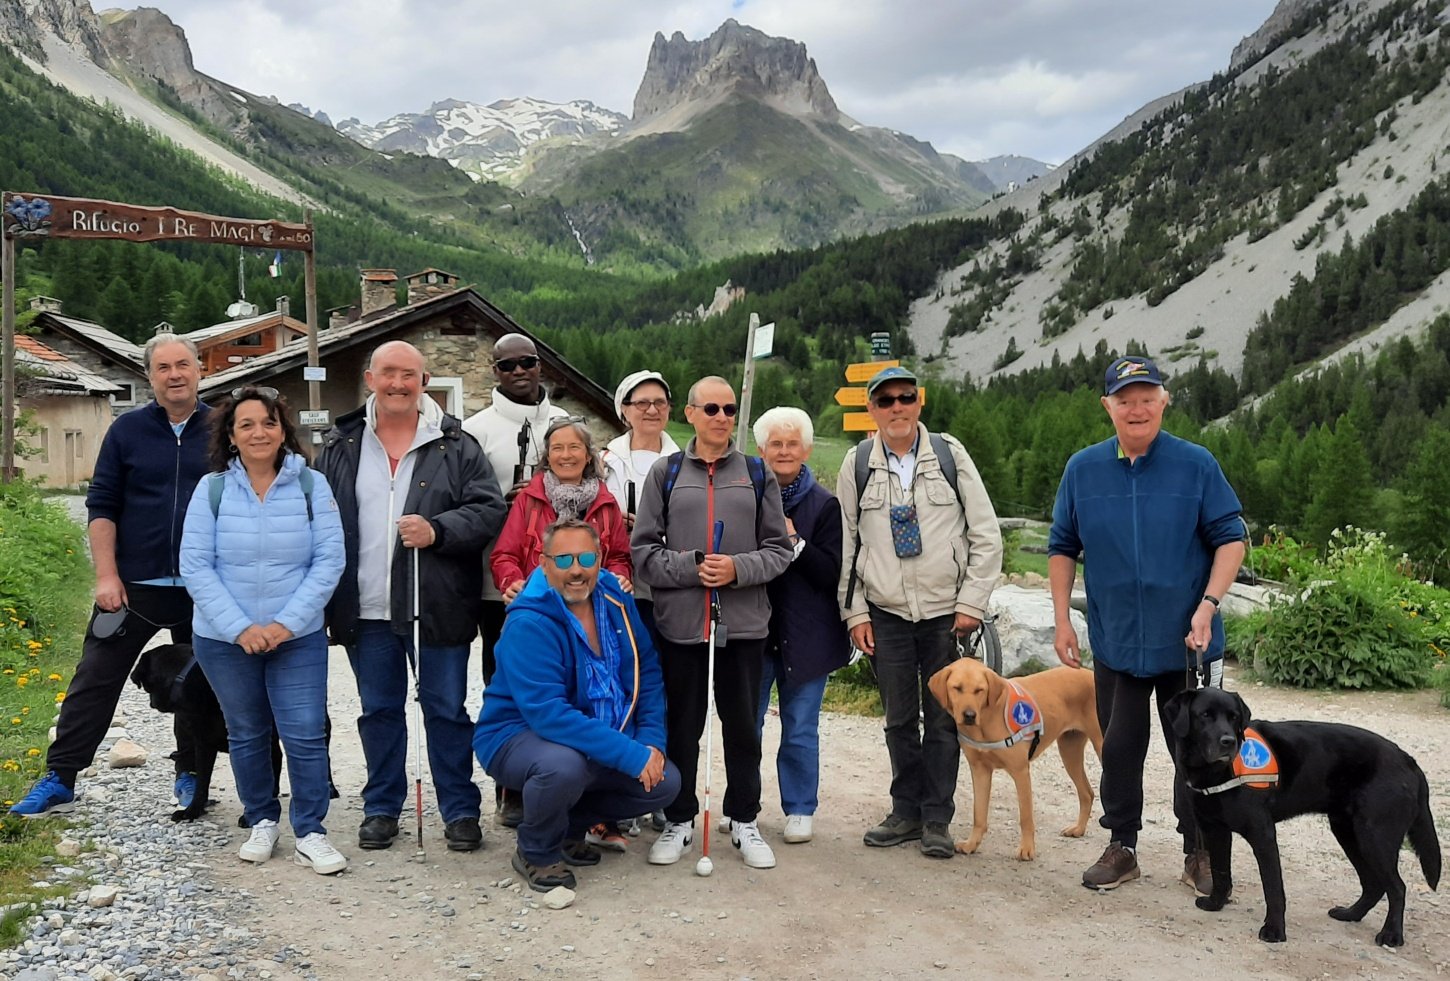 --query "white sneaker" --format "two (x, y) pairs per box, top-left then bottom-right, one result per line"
(238, 819), (280, 864)
(731, 820), (777, 869)
(294, 832), (348, 875)
(783, 814), (814, 843)
(647, 822), (693, 865)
